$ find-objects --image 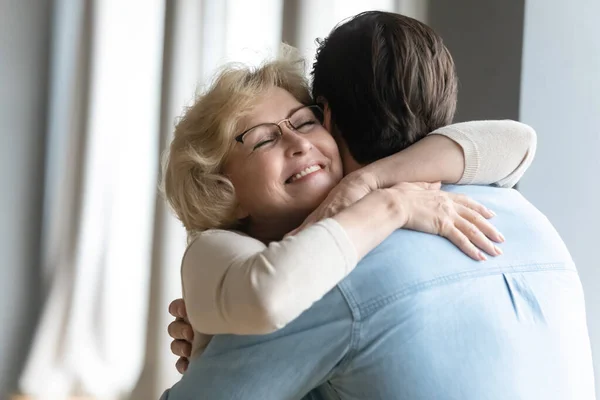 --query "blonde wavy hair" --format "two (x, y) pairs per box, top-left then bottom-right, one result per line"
(162, 46), (312, 237)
